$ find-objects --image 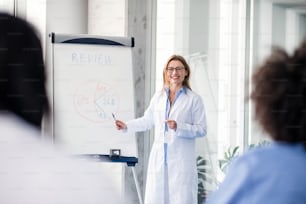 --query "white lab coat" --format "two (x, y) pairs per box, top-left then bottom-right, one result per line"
(126, 87), (207, 204)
